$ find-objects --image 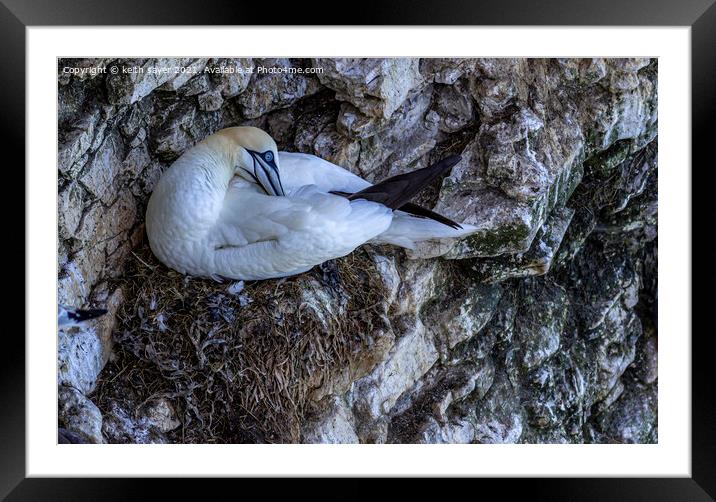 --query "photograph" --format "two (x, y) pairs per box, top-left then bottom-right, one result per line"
(56, 56), (659, 445)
